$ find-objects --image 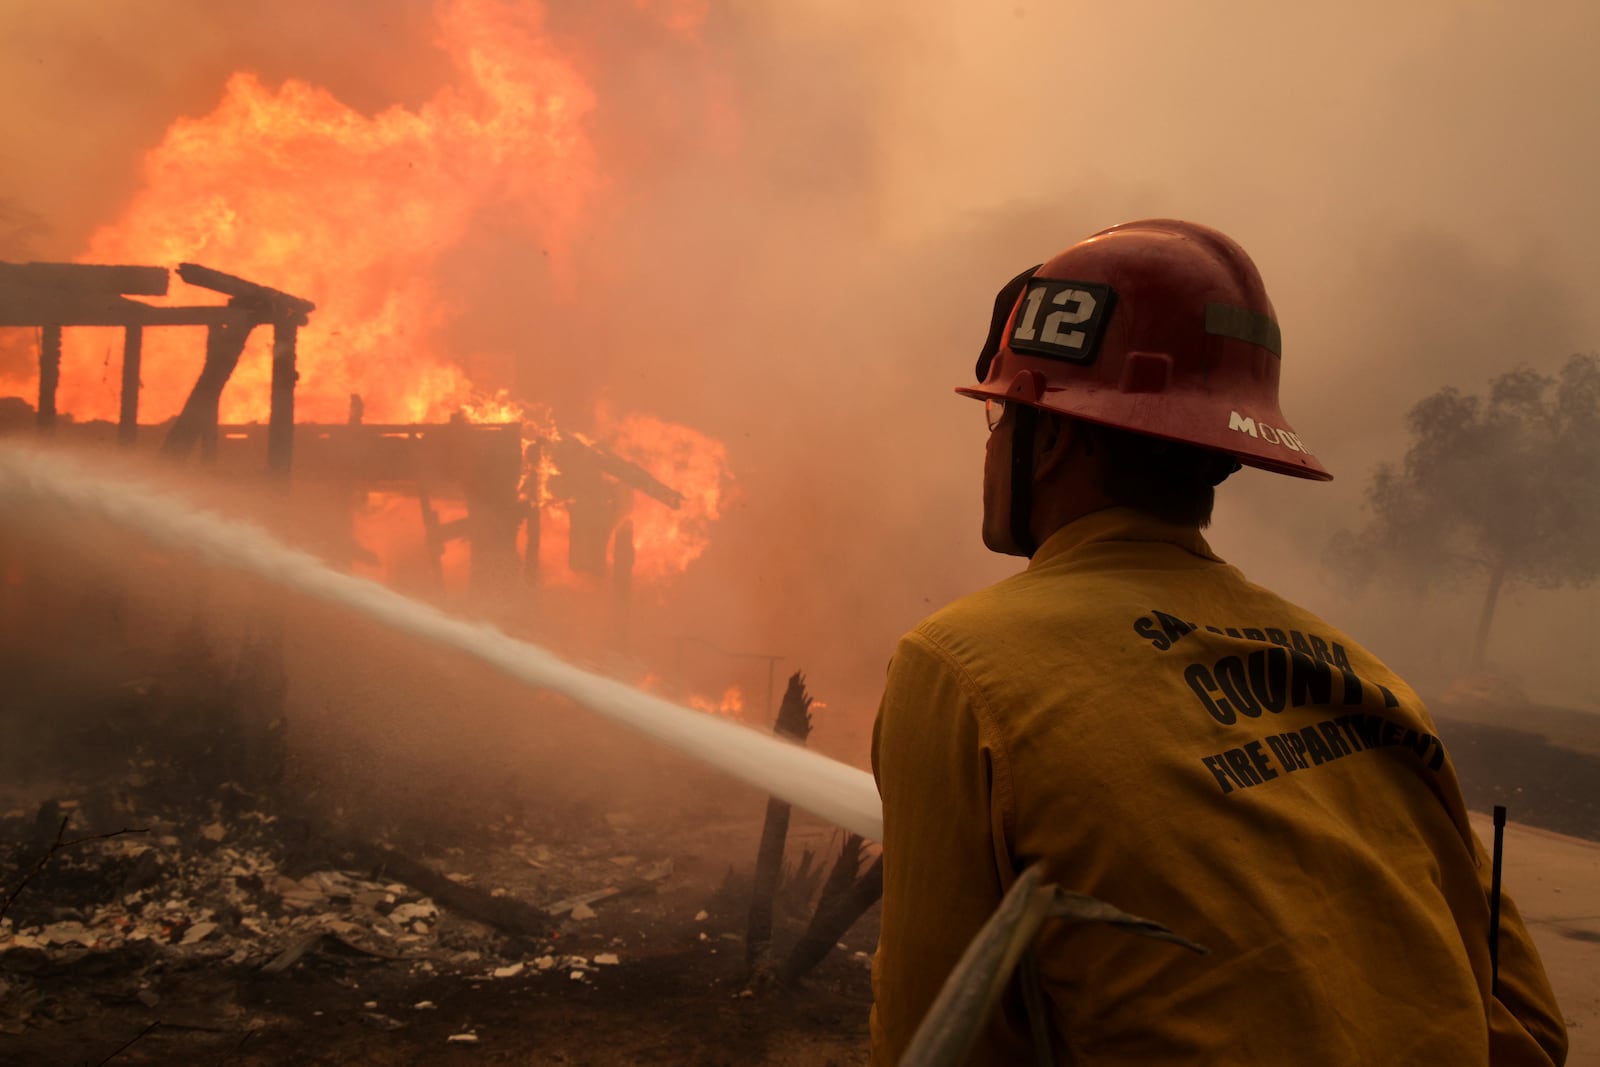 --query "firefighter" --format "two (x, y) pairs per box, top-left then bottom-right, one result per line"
(870, 220), (1567, 1065)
